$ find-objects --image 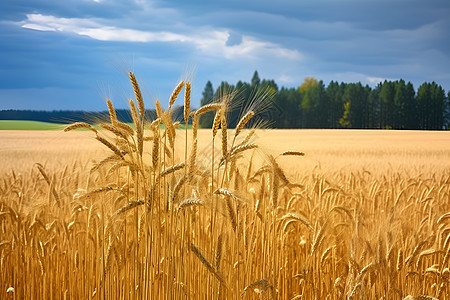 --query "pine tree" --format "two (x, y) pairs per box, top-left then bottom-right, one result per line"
(198, 81), (215, 128)
(251, 71), (260, 87)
